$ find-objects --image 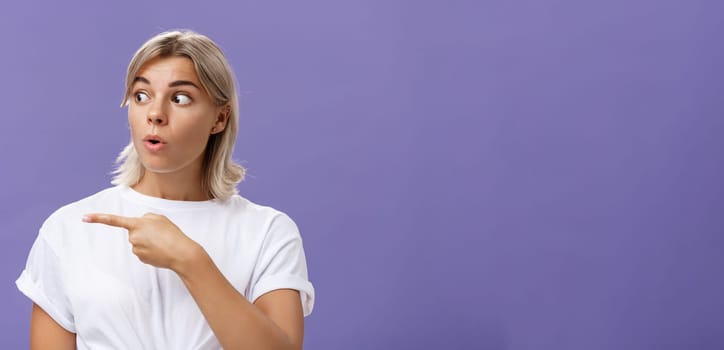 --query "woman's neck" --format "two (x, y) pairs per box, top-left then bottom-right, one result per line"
(132, 169), (210, 202)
